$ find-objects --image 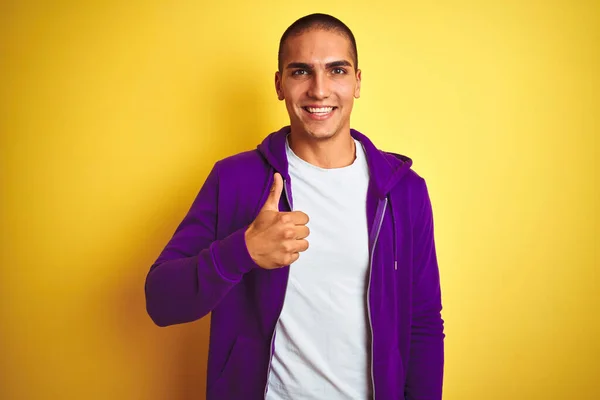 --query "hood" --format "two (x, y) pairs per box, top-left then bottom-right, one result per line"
(257, 126), (413, 198)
